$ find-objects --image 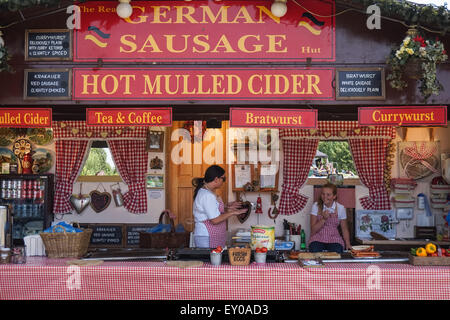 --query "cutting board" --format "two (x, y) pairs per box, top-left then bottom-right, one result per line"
(409, 254), (450, 266)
